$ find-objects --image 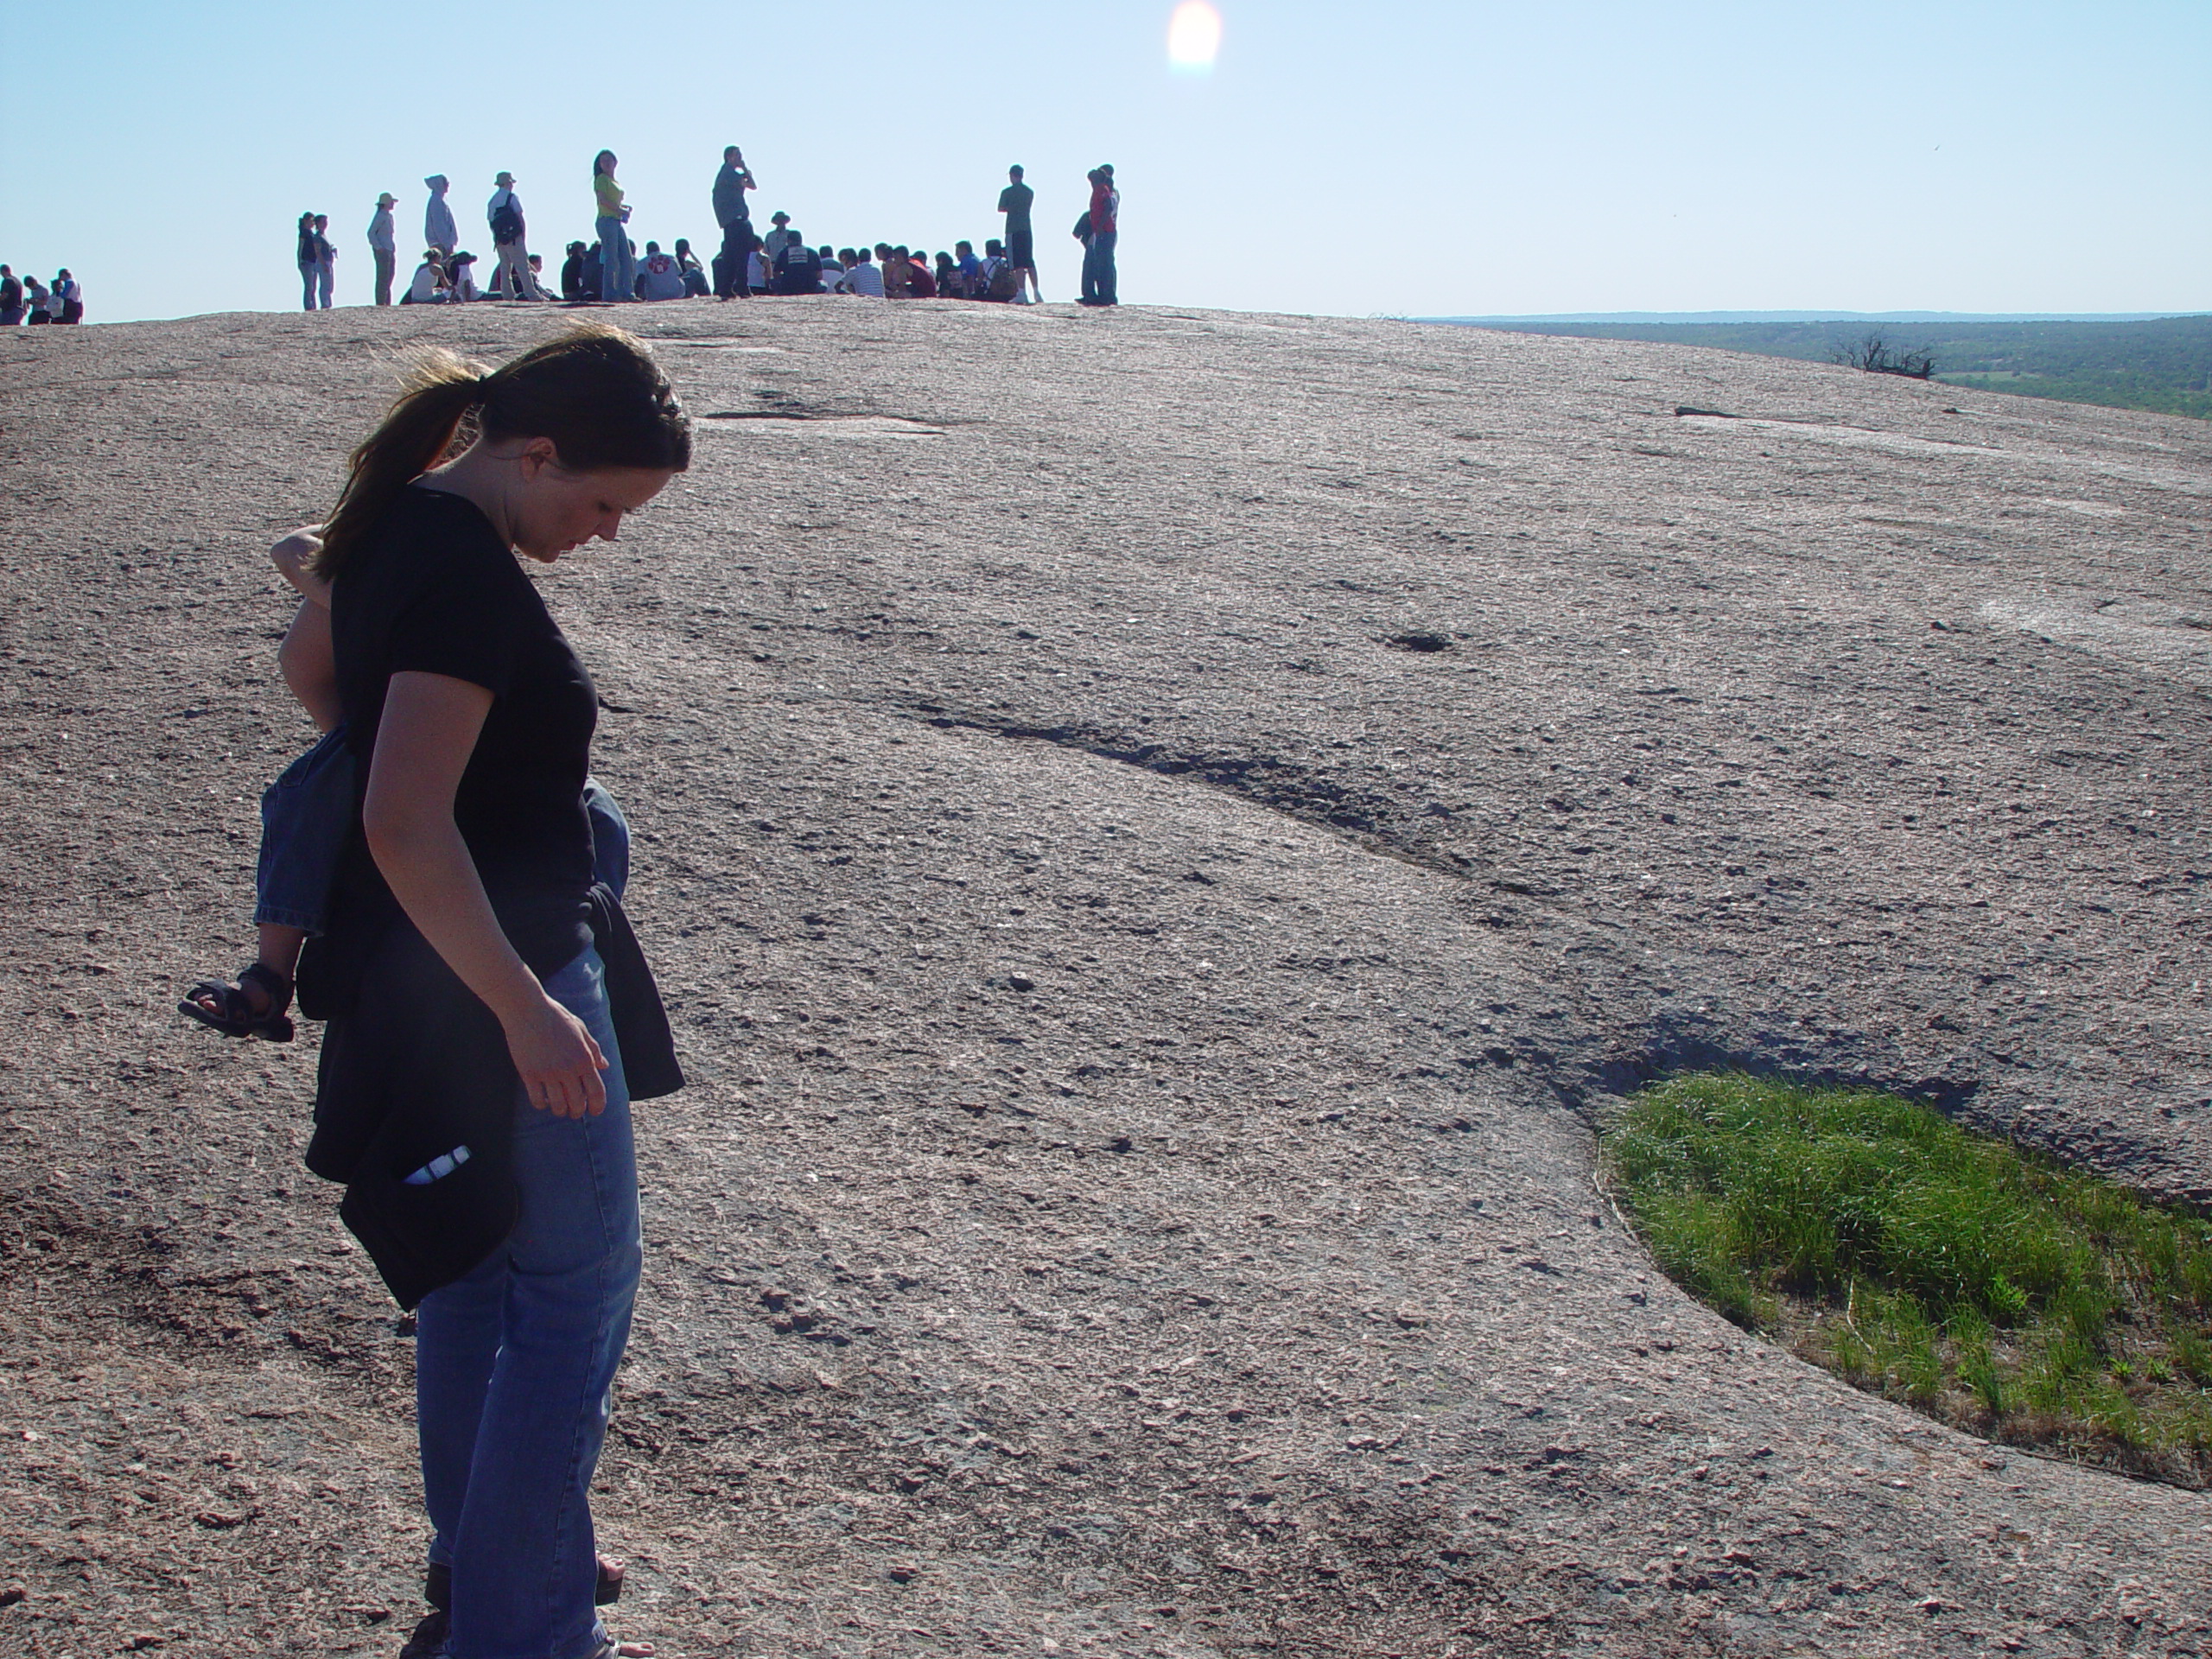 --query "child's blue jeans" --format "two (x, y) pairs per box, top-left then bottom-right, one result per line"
(252, 728), (631, 934)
